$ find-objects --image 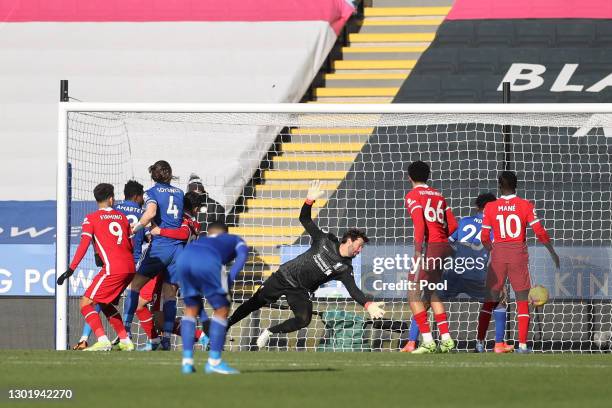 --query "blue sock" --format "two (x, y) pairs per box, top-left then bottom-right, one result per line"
(408, 317), (420, 341)
(123, 289), (140, 333)
(208, 316), (228, 364)
(494, 307), (507, 343)
(181, 316), (196, 364)
(162, 299), (177, 336)
(80, 304), (101, 339)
